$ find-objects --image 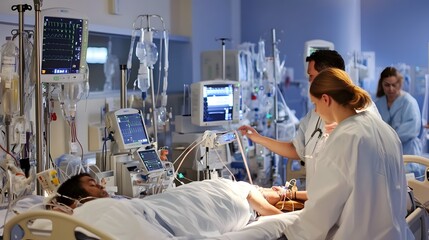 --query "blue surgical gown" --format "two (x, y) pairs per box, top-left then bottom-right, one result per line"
(375, 91), (422, 155)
